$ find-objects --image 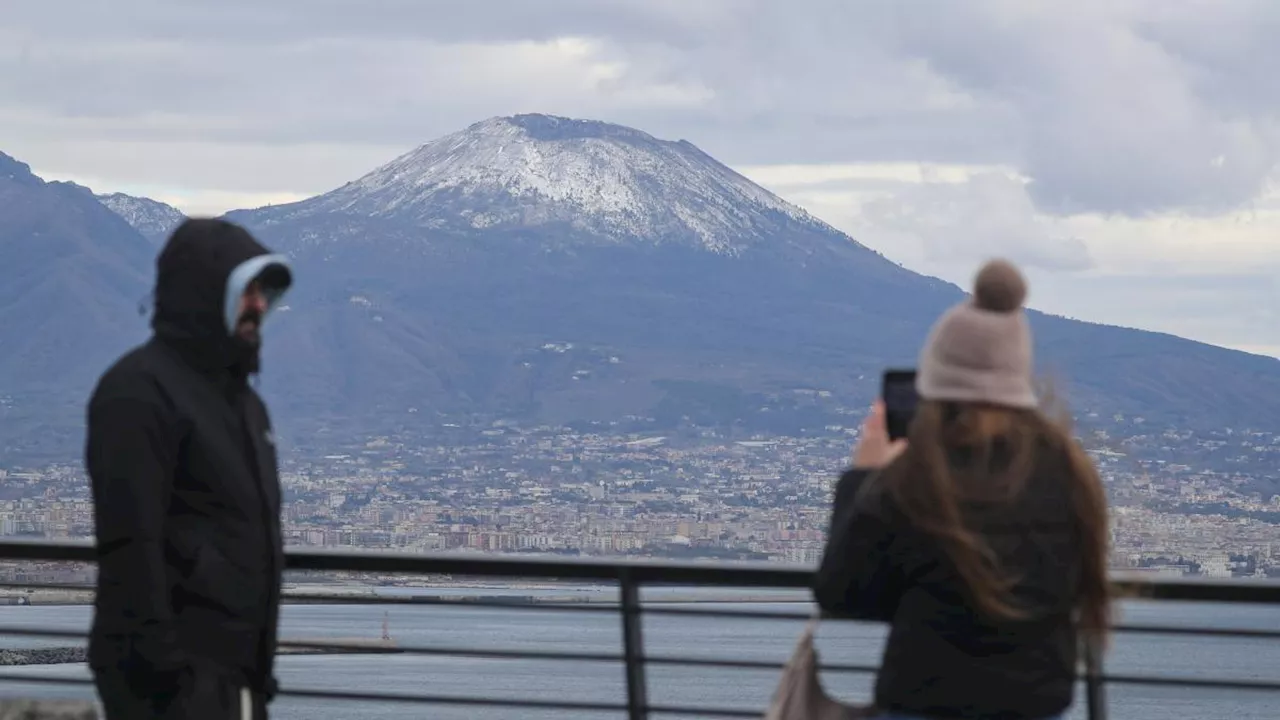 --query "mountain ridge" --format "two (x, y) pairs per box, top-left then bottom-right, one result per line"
(0, 151), (154, 458)
(96, 192), (186, 243)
